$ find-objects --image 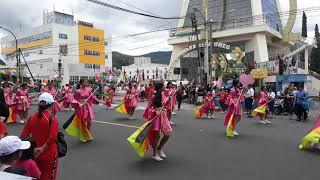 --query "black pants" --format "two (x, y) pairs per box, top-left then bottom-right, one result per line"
(245, 98), (253, 114)
(177, 94), (182, 109)
(295, 104), (308, 121)
(219, 101), (226, 112)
